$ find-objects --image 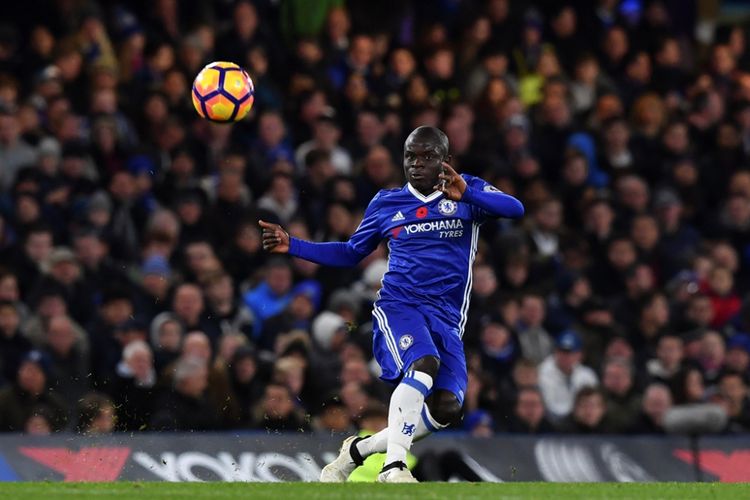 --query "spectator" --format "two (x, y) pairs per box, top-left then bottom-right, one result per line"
(149, 312), (183, 373)
(76, 392), (116, 435)
(669, 365), (706, 405)
(515, 293), (553, 365)
(150, 356), (222, 431)
(478, 318), (517, 379)
(252, 382), (309, 432)
(503, 386), (554, 434)
(0, 107), (37, 192)
(42, 314), (90, 414)
(646, 334), (685, 383)
(228, 345), (264, 423)
(160, 331), (239, 427)
(725, 333), (750, 376)
(313, 394), (355, 433)
(0, 300), (32, 384)
(243, 258), (294, 339)
(171, 283), (221, 342)
(203, 271), (254, 340)
(113, 340), (156, 431)
(601, 357), (641, 432)
(295, 114), (352, 175)
(630, 383), (673, 434)
(717, 372), (750, 432)
(697, 330), (726, 384)
(557, 386), (613, 434)
(0, 350), (67, 432)
(539, 330), (599, 420)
